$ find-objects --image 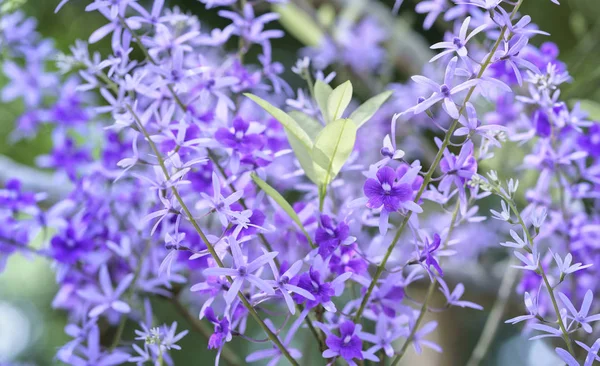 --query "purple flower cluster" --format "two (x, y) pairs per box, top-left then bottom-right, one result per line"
(1, 0), (600, 365)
